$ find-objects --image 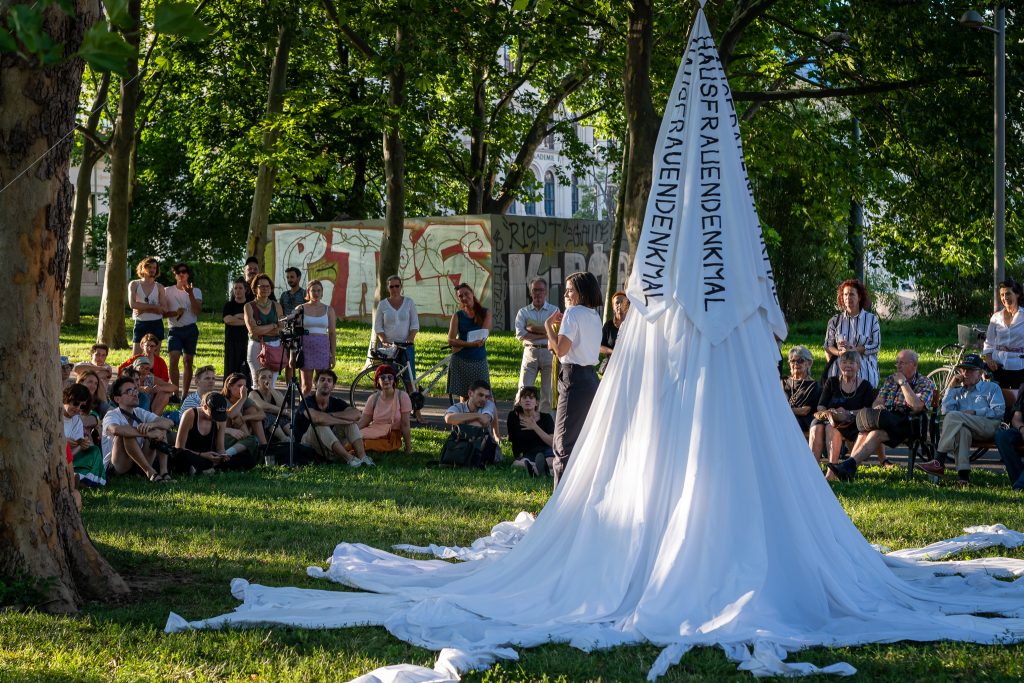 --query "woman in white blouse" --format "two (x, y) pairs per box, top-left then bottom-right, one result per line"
(374, 275), (421, 420)
(824, 279), (881, 387)
(544, 271), (603, 488)
(984, 278), (1024, 389)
